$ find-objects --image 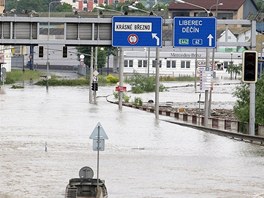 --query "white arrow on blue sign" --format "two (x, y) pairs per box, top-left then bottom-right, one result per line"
(173, 17), (216, 48)
(112, 16), (162, 47)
